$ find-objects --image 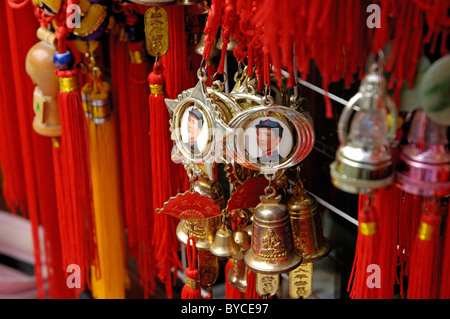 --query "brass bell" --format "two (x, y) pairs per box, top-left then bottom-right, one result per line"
(209, 224), (240, 257)
(216, 30), (239, 52)
(244, 189), (302, 274)
(176, 217), (221, 250)
(227, 258), (248, 293)
(176, 179), (224, 250)
(227, 233), (250, 292)
(227, 211), (251, 292)
(195, 33), (219, 57)
(288, 183), (331, 262)
(396, 109), (450, 197)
